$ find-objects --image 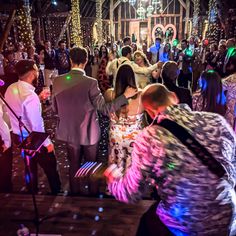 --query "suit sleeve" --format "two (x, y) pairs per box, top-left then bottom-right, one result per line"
(89, 79), (128, 116)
